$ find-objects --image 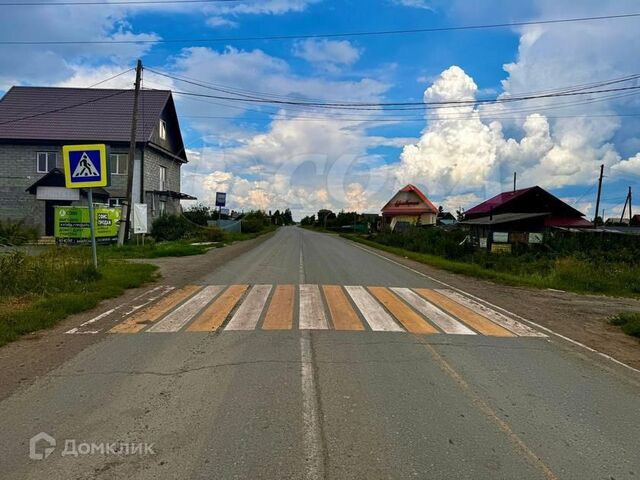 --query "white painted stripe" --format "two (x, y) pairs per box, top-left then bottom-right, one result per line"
(148, 285), (224, 333)
(391, 288), (475, 335)
(225, 284), (272, 330)
(345, 286), (403, 332)
(436, 289), (545, 337)
(65, 286), (172, 334)
(299, 284), (328, 329)
(300, 330), (324, 480)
